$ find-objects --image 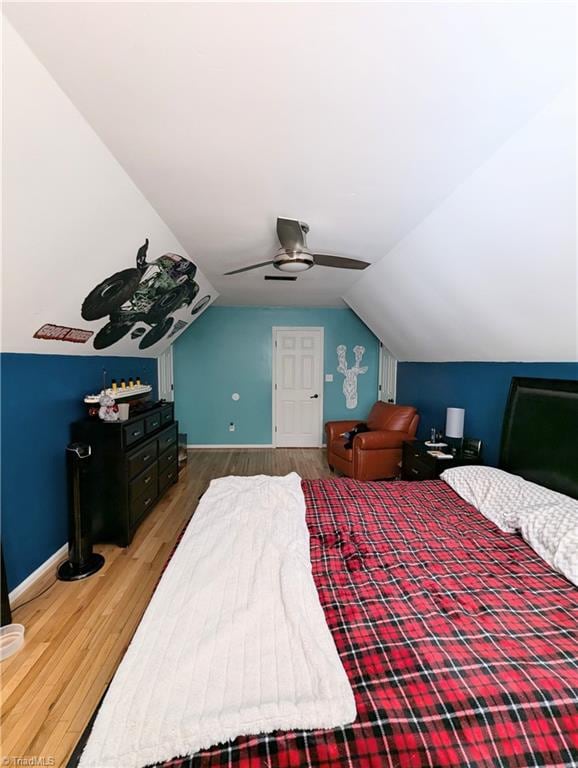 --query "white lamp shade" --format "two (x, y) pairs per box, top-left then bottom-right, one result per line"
(445, 407), (465, 439)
